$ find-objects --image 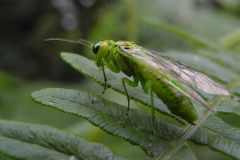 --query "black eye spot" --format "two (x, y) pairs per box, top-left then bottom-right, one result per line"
(92, 43), (100, 54)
